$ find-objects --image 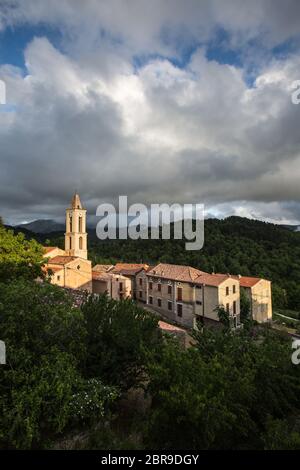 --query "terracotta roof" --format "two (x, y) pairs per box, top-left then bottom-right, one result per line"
(147, 263), (207, 283)
(158, 321), (185, 332)
(48, 255), (77, 265)
(116, 268), (140, 276)
(195, 273), (231, 287)
(234, 276), (262, 288)
(93, 264), (114, 273)
(112, 263), (149, 275)
(114, 263), (149, 270)
(43, 246), (58, 254)
(92, 271), (111, 281)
